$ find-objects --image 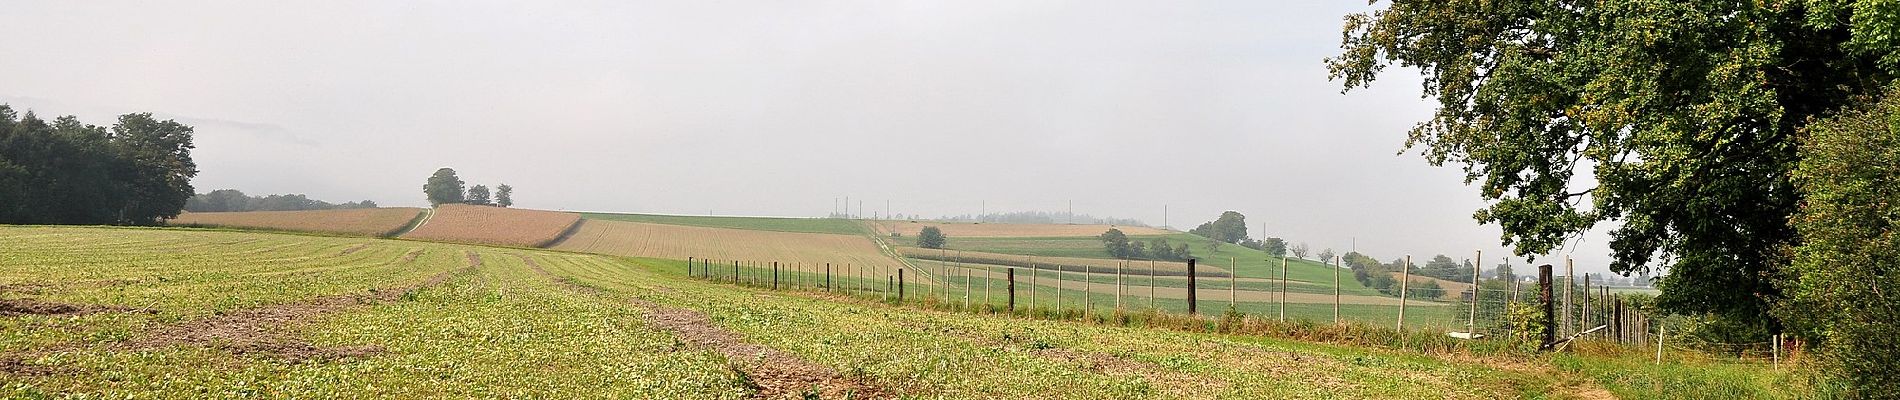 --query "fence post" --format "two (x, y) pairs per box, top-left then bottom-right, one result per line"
(1148, 260), (1156, 311)
(1469, 250), (1480, 333)
(825, 263), (832, 291)
(733, 261), (739, 285)
(1398, 255), (1411, 331)
(689, 257), (695, 277)
(1029, 257), (1037, 311)
(1229, 257), (1237, 311)
(1564, 257), (1574, 336)
(1083, 263), (1092, 319)
(1333, 255), (1341, 324)
(898, 268), (905, 301)
(1118, 260), (1126, 311)
(1007, 267), (1017, 312)
(773, 262), (780, 290)
(1539, 264), (1555, 349)
(1582, 274), (1592, 336)
(1655, 323), (1666, 364)
(1187, 259), (1199, 316)
(1280, 255), (1289, 322)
